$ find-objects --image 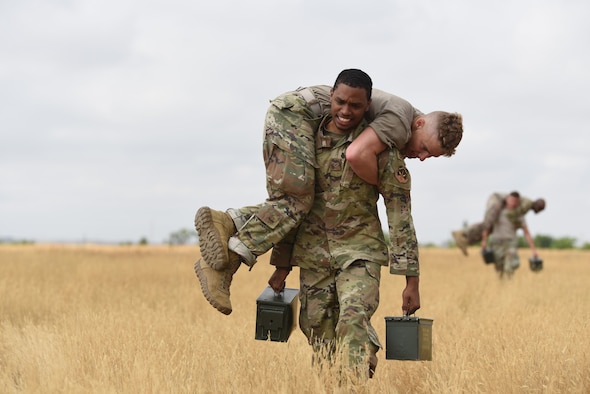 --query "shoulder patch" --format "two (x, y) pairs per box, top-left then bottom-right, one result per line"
(395, 166), (409, 184)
